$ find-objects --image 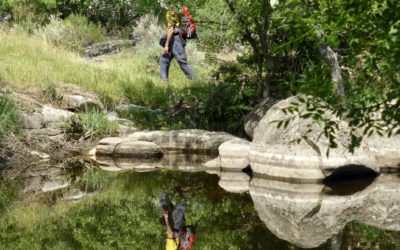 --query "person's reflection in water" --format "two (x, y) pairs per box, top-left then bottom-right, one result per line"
(159, 192), (196, 250)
